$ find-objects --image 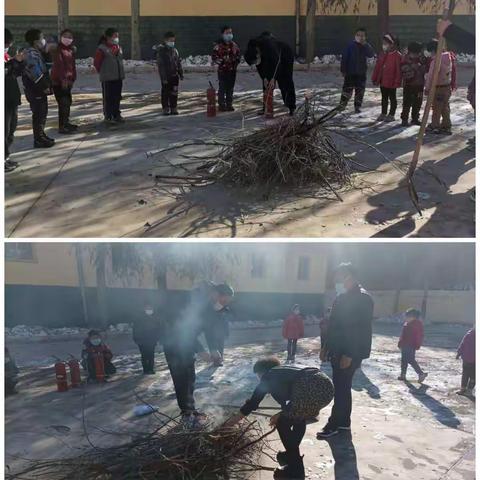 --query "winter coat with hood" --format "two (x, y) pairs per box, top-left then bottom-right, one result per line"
(94, 42), (125, 82)
(398, 318), (424, 350)
(457, 328), (475, 363)
(22, 46), (51, 96)
(282, 313), (304, 340)
(5, 52), (24, 107)
(155, 43), (183, 82)
(372, 50), (402, 89)
(341, 40), (375, 76)
(51, 42), (77, 86)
